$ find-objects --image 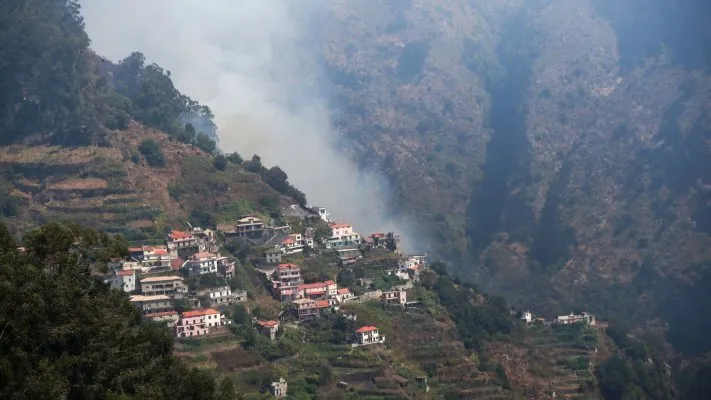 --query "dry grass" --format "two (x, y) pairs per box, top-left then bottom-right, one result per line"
(47, 178), (108, 190)
(0, 145), (120, 164)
